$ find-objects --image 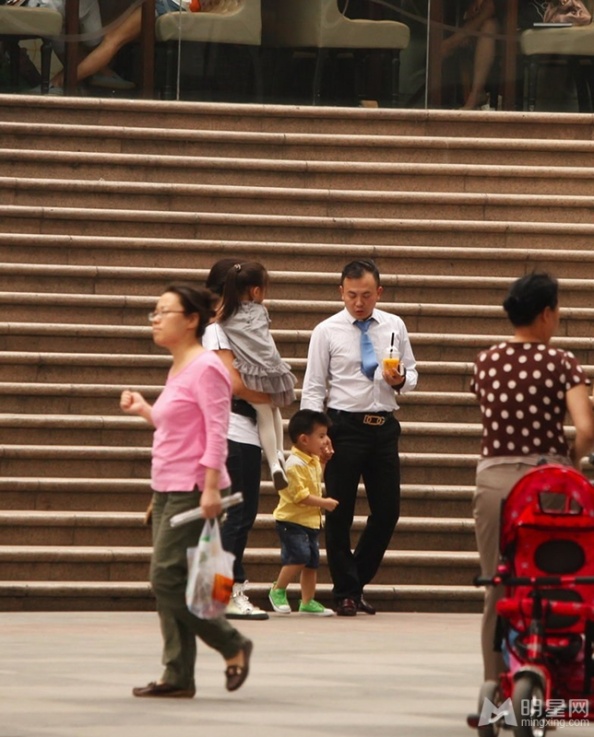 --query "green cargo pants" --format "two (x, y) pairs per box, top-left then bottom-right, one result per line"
(150, 489), (247, 690)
